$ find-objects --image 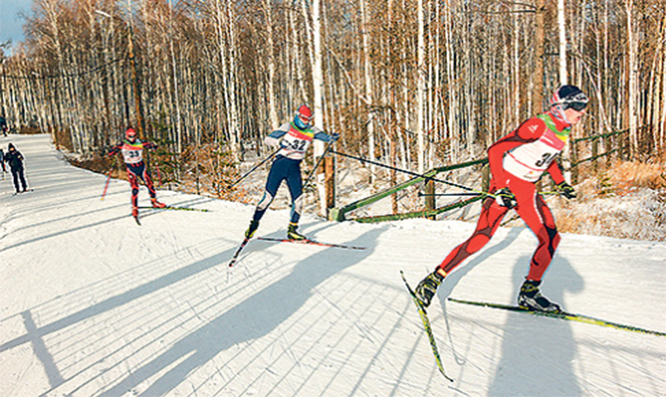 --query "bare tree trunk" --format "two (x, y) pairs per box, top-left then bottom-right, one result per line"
(417, 0), (425, 173)
(534, 0), (546, 111)
(558, 0), (568, 85)
(626, 0), (638, 155)
(361, 0), (376, 183)
(263, 0), (279, 129)
(444, 0), (457, 162)
(311, 0), (327, 214)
